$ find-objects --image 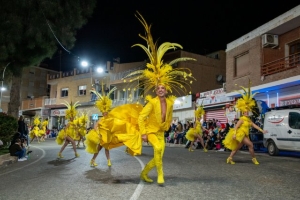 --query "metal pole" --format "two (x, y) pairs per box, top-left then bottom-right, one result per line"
(0, 62), (11, 111)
